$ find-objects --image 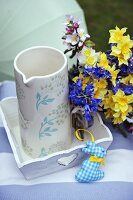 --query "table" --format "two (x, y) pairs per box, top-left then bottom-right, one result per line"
(0, 81), (133, 200)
